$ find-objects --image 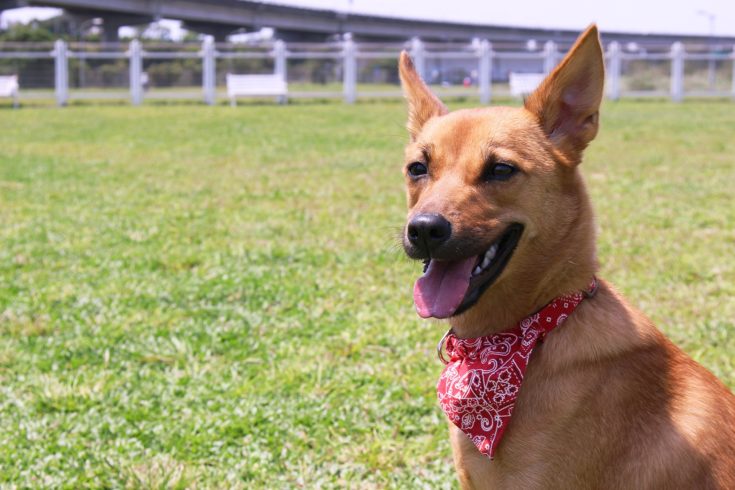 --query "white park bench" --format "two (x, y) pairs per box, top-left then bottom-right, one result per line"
(226, 73), (287, 106)
(0, 75), (19, 107)
(509, 72), (545, 98)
